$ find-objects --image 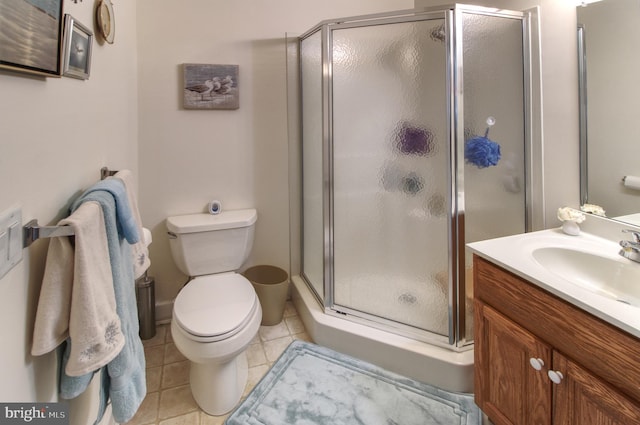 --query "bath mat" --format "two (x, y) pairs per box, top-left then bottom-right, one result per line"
(225, 340), (480, 425)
